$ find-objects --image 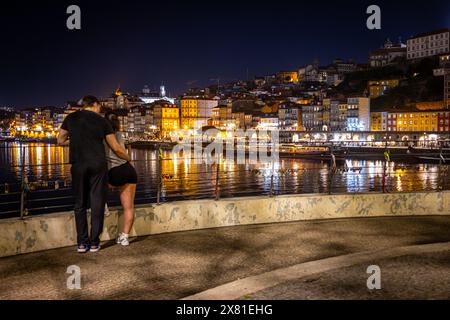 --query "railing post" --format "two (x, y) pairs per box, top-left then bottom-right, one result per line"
(382, 142), (390, 193)
(157, 145), (162, 205)
(20, 146), (28, 219)
(214, 154), (221, 201)
(328, 145), (336, 195)
(439, 143), (444, 192)
(269, 158), (275, 197)
(127, 144), (132, 159)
